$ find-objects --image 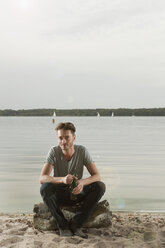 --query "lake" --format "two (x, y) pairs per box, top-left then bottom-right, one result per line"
(0, 116), (165, 213)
